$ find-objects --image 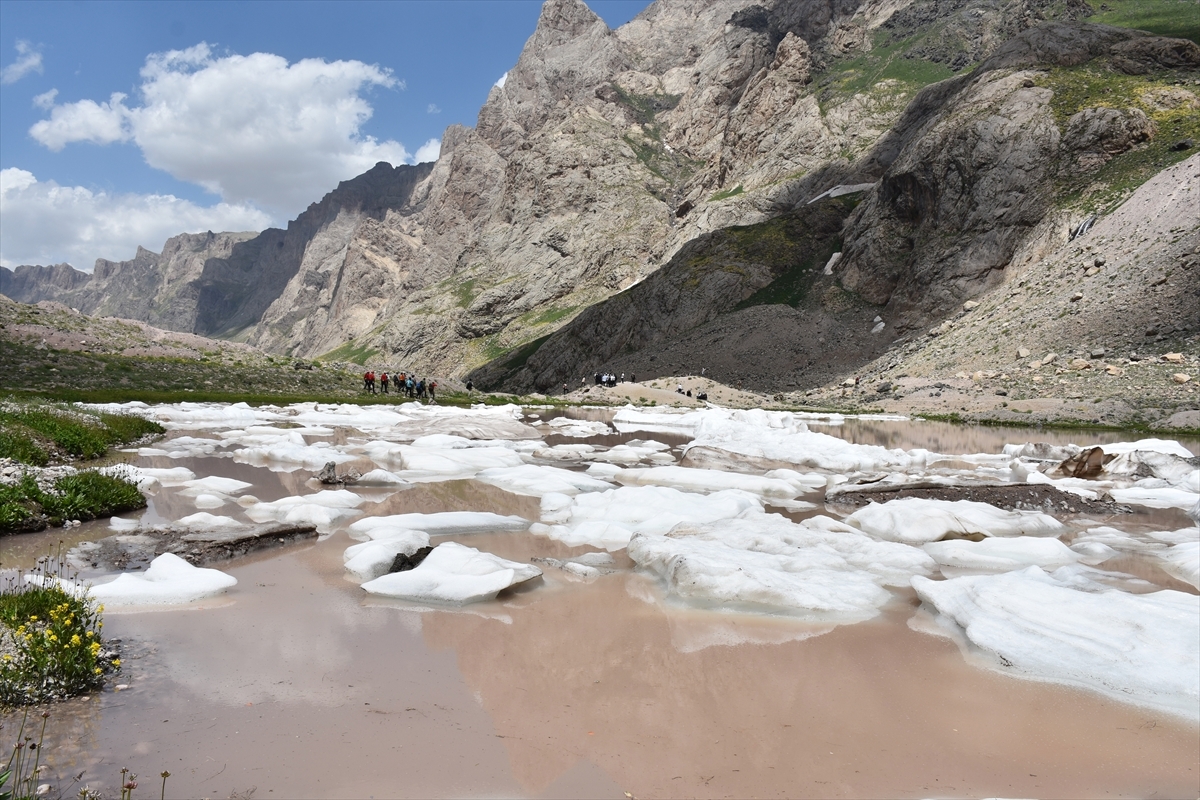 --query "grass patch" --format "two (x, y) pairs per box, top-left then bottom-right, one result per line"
(522, 305), (579, 326)
(0, 403), (165, 462)
(1039, 64), (1200, 213)
(735, 238), (842, 309)
(318, 339), (380, 366)
(709, 185), (744, 202)
(817, 32), (957, 105)
(0, 469), (147, 534)
(454, 277), (480, 308)
(1091, 0), (1200, 45)
(0, 551), (118, 705)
